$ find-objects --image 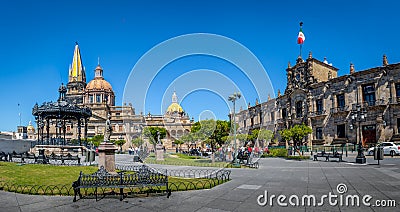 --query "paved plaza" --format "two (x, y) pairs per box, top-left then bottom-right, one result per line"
(1, 155), (399, 212)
